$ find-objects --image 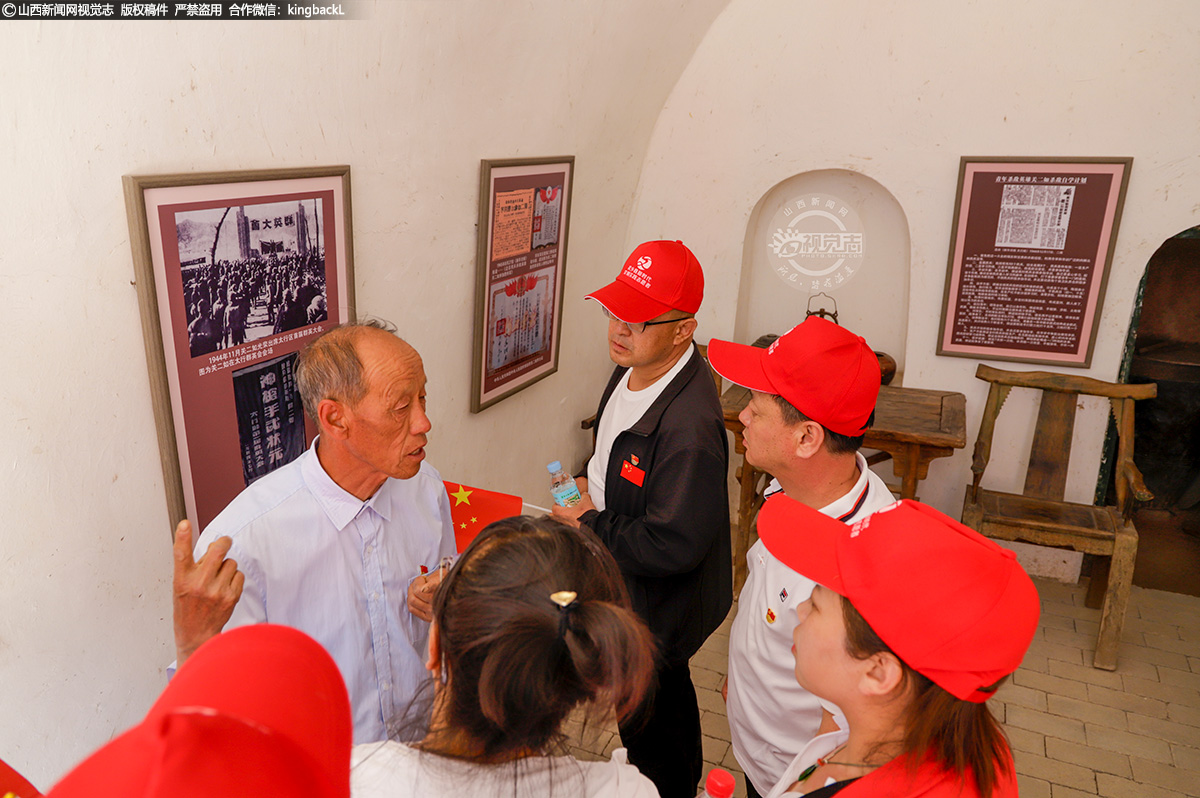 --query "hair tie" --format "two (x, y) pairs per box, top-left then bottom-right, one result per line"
(550, 590), (579, 640)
